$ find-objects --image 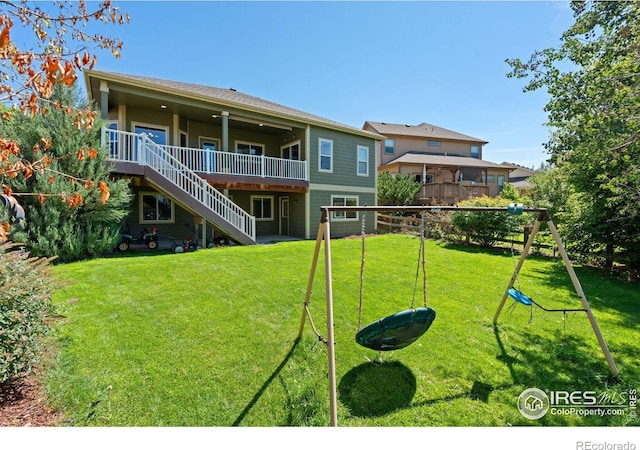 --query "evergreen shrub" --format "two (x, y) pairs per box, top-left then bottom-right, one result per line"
(0, 243), (57, 384)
